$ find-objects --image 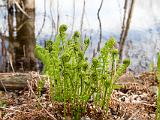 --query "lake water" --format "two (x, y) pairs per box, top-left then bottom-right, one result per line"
(0, 0), (160, 73)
